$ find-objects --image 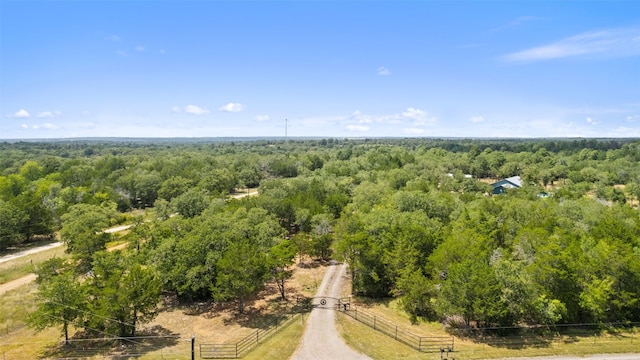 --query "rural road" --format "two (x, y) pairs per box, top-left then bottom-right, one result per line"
(0, 273), (37, 295)
(290, 263), (370, 360)
(0, 241), (63, 265)
(0, 223), (134, 296)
